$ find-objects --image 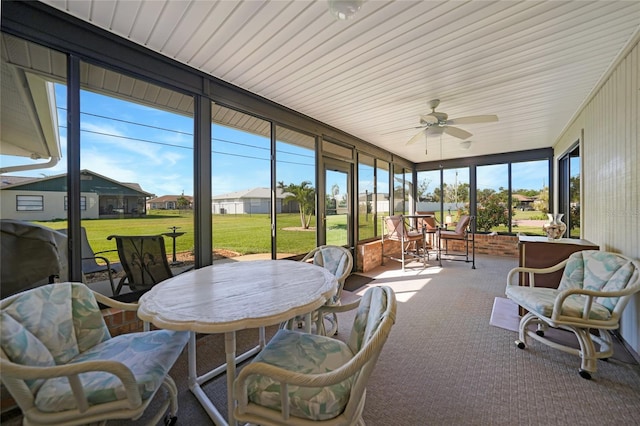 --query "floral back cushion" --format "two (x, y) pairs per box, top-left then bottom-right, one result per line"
(559, 251), (638, 312)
